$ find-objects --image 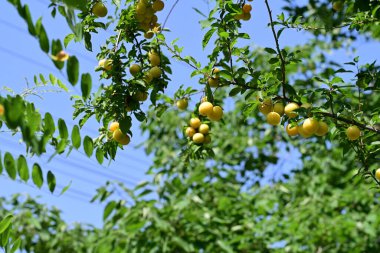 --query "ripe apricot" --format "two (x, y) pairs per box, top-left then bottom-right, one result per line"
(284, 102), (299, 118)
(346, 125), (360, 141)
(185, 127), (196, 138)
(113, 129), (130, 145)
(149, 66), (162, 78)
(176, 99), (188, 110)
(266, 112), (281, 126)
(134, 91), (148, 101)
(99, 59), (112, 71)
(148, 51), (160, 66)
(198, 124), (210, 135)
(192, 133), (205, 144)
(273, 102), (284, 116)
(208, 77), (220, 88)
(199, 102), (214, 116)
(241, 12), (251, 21)
(375, 168), (380, 181)
(298, 124), (313, 138)
(208, 106), (223, 121)
(0, 104), (4, 116)
(152, 0), (164, 11)
(242, 4), (252, 13)
(315, 121), (329, 136)
(129, 64), (141, 76)
(190, 118), (201, 129)
(259, 99), (273, 115)
(55, 50), (69, 61)
(303, 118), (319, 135)
(286, 124), (298, 136)
(109, 122), (119, 132)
